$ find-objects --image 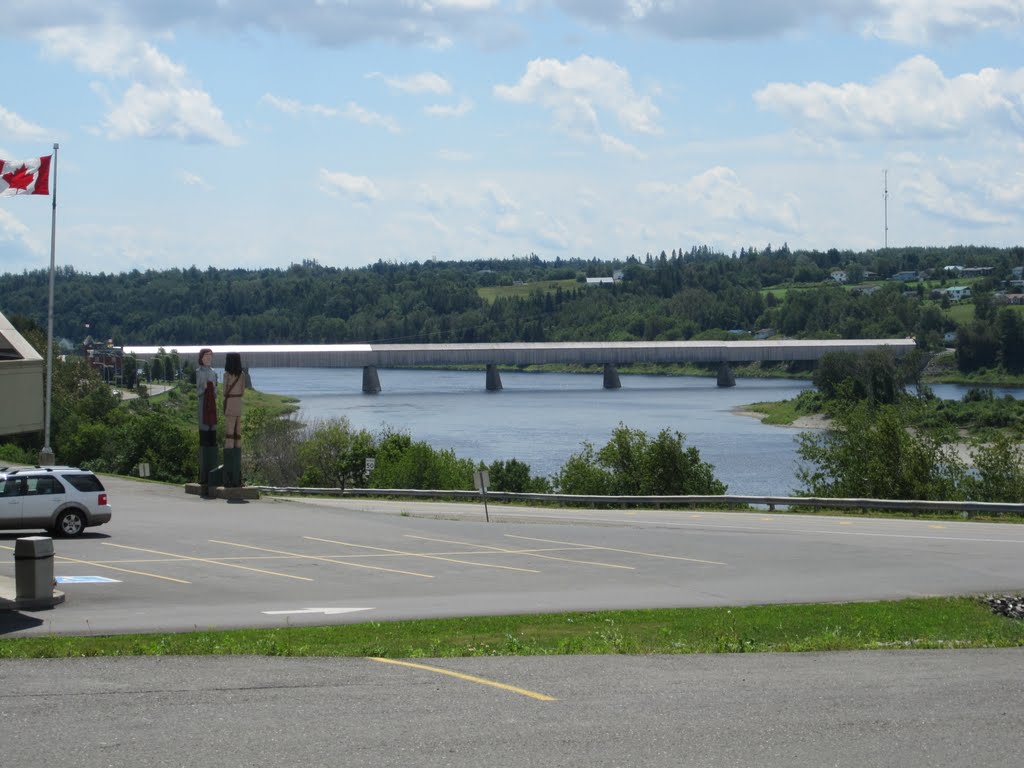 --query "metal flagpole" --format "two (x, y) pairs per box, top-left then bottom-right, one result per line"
(40, 142), (58, 466)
